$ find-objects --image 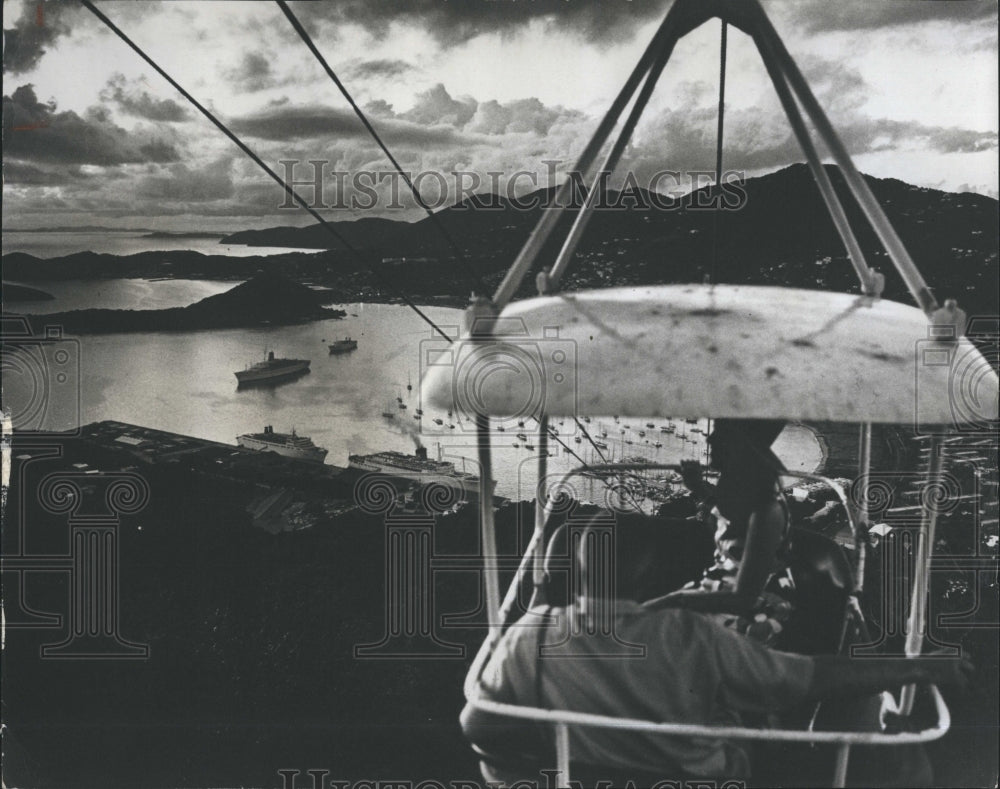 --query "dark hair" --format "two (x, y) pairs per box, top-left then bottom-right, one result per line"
(709, 419), (786, 522)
